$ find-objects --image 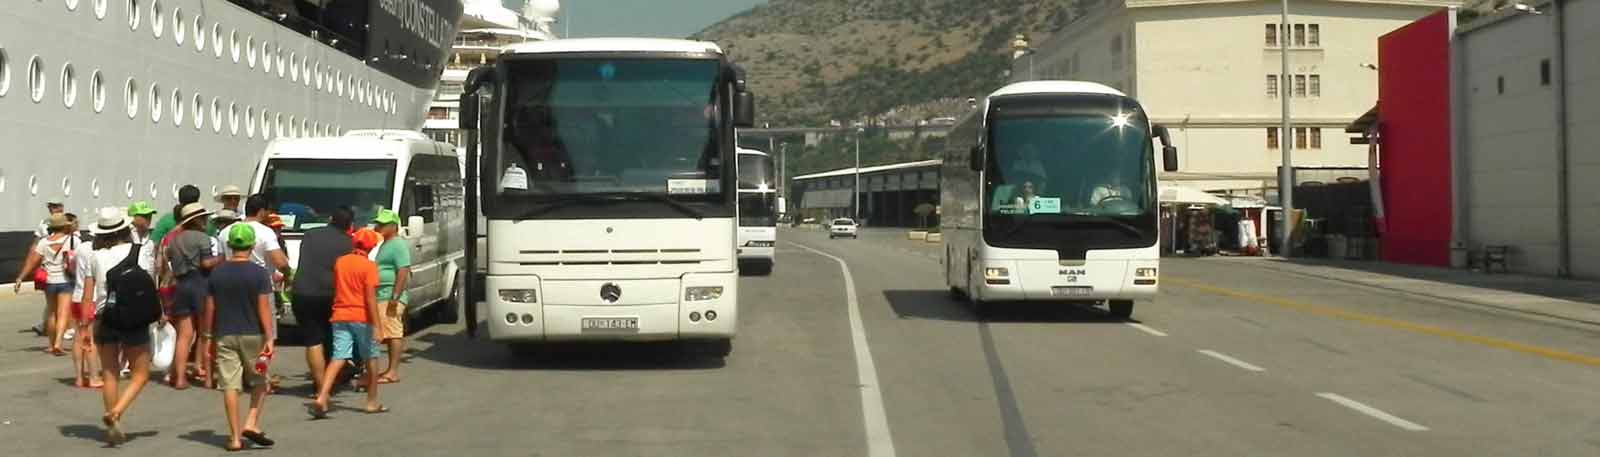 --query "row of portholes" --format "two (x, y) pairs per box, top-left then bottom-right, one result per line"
(0, 171), (230, 205)
(29, 0), (399, 115)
